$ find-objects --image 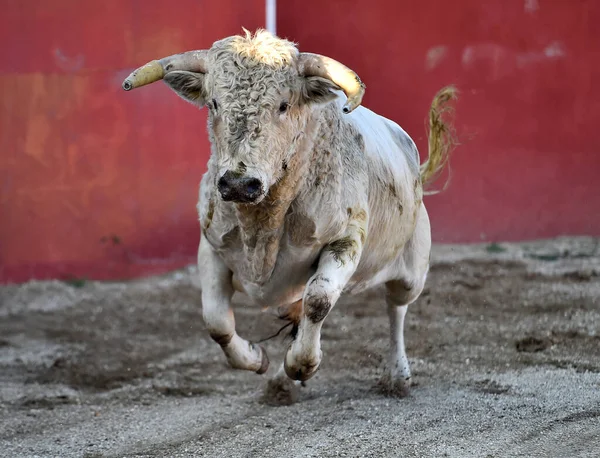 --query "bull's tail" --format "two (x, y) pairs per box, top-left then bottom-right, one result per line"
(419, 85), (459, 195)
